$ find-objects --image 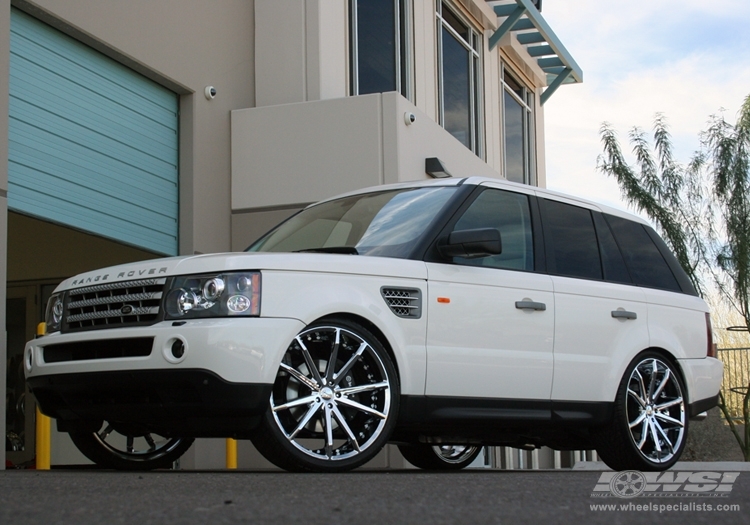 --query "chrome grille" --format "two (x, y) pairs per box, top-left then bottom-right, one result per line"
(381, 287), (422, 319)
(65, 278), (166, 331)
